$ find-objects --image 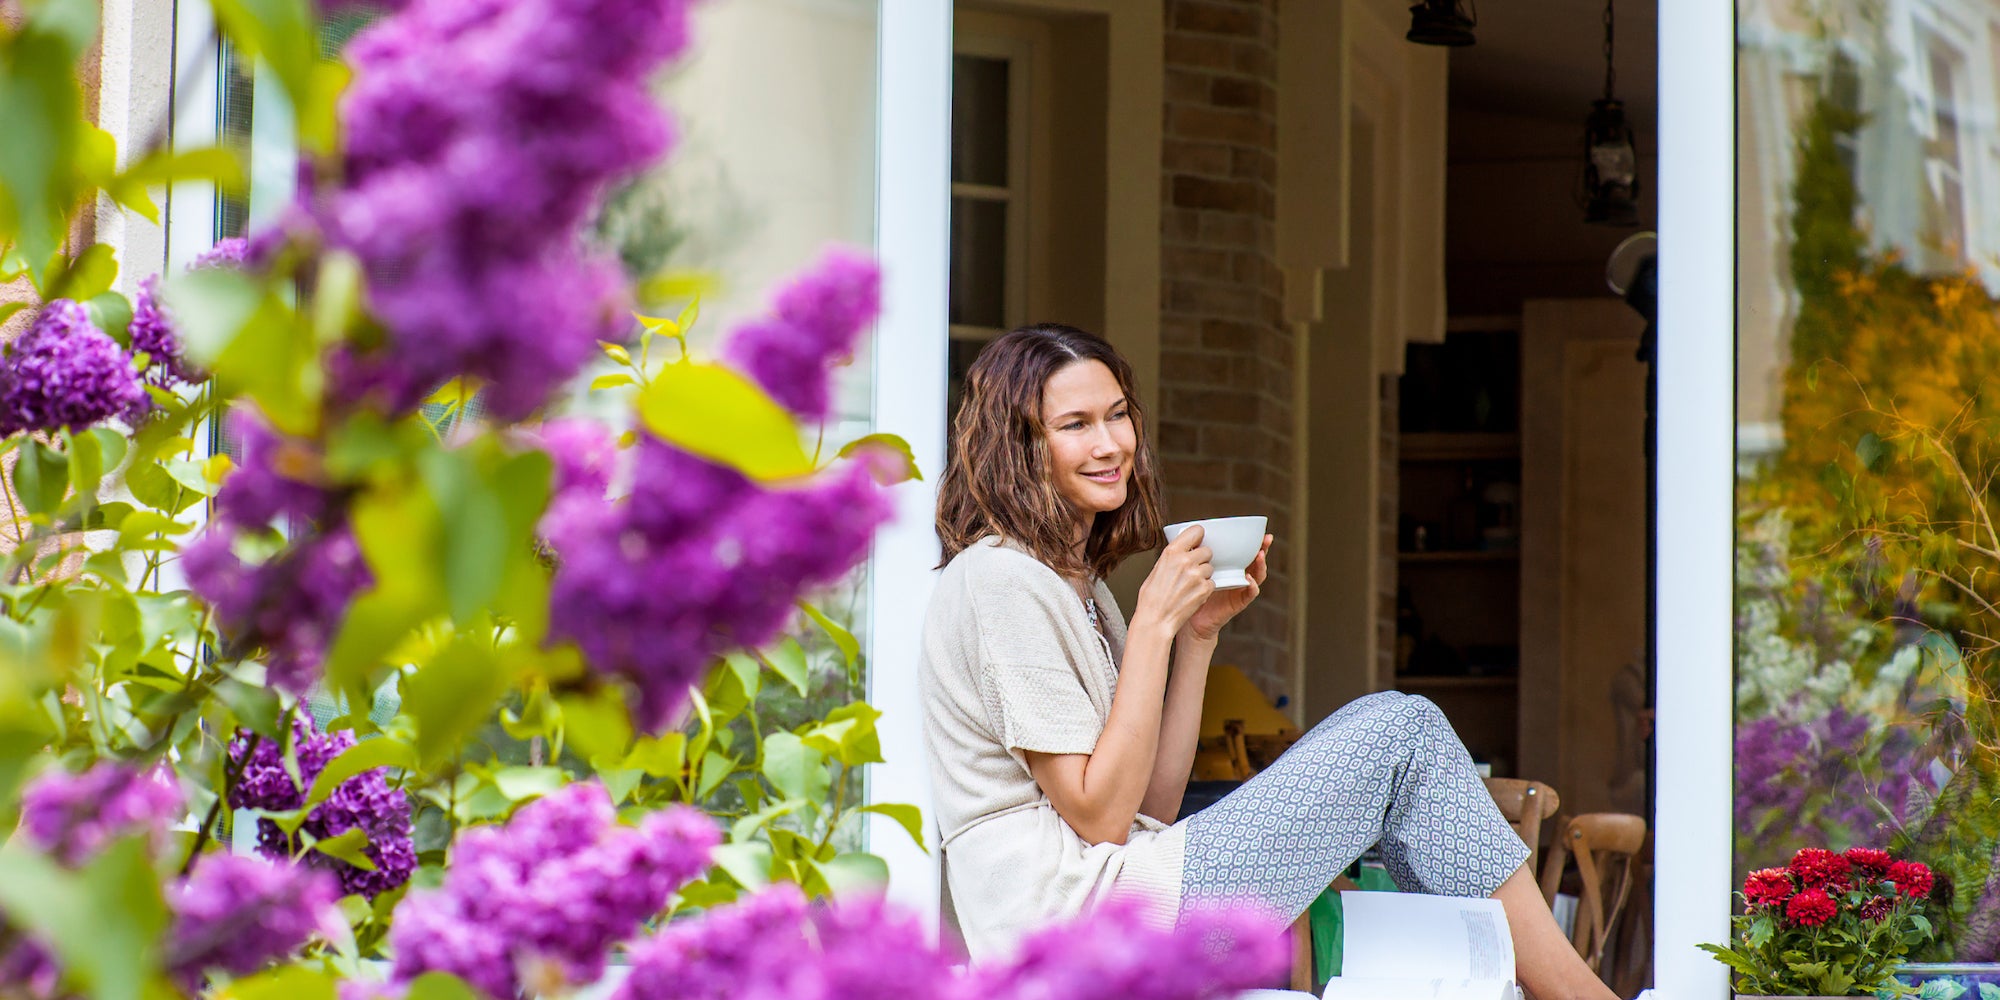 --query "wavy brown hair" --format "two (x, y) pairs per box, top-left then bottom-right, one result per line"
(936, 323), (1164, 580)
